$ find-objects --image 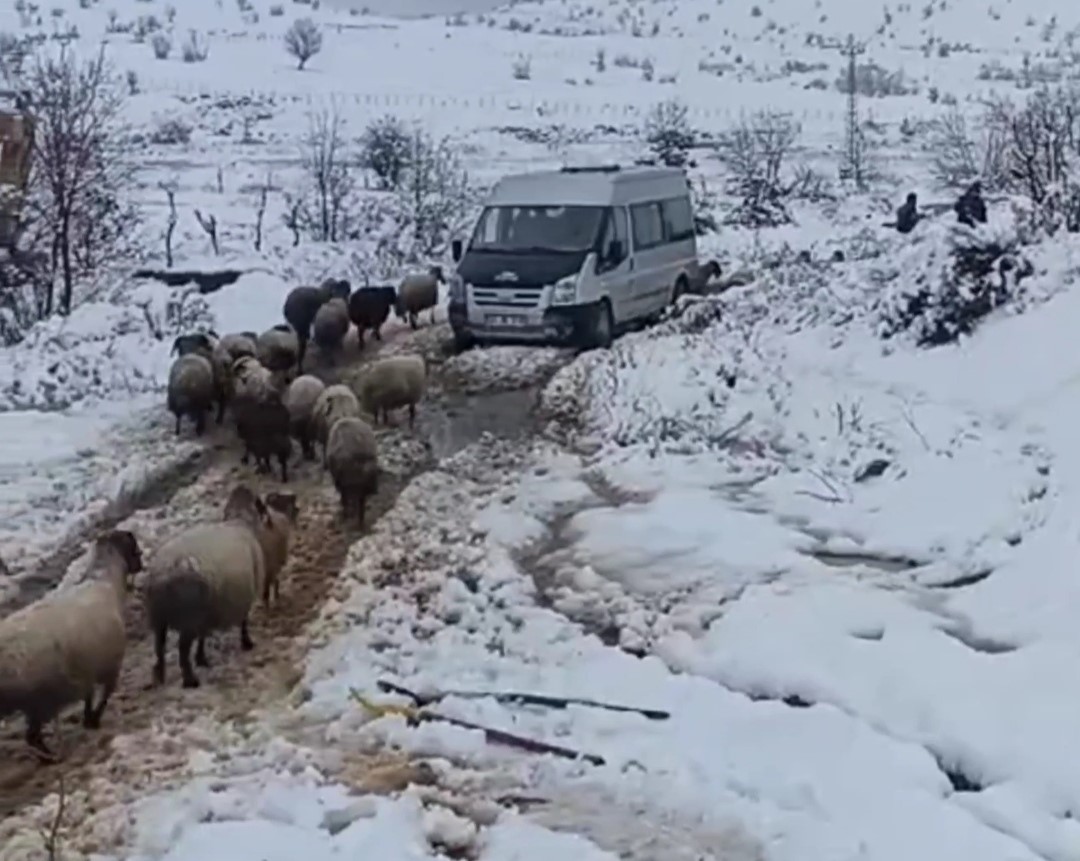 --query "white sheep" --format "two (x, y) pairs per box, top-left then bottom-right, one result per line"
(395, 266), (443, 329)
(326, 416), (379, 527)
(167, 353), (216, 436)
(0, 530), (143, 761)
(256, 324), (300, 376)
(210, 331), (259, 423)
(310, 383), (362, 465)
(142, 486), (269, 688)
(312, 297), (351, 359)
(224, 486), (298, 606)
(283, 374), (326, 460)
(353, 353), (427, 428)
